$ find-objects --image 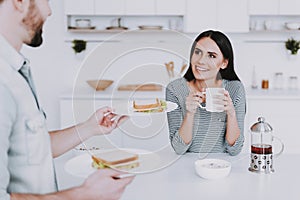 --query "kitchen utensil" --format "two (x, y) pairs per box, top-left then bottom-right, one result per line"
(86, 80), (114, 91)
(180, 63), (187, 75)
(195, 159), (231, 180)
(165, 61), (175, 78)
(249, 117), (284, 174)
